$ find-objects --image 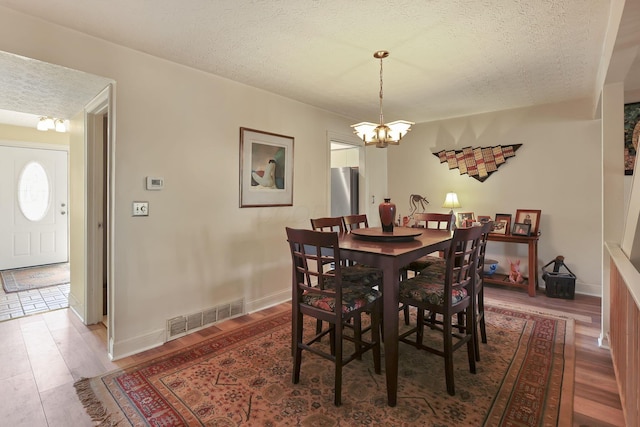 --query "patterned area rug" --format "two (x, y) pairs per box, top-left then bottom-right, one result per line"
(0, 262), (70, 293)
(75, 306), (574, 426)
